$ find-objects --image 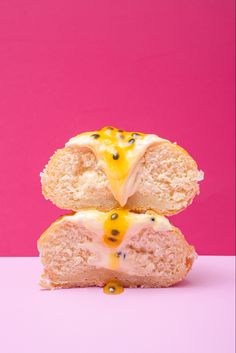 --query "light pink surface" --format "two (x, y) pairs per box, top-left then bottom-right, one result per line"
(0, 256), (235, 353)
(0, 1), (235, 255)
